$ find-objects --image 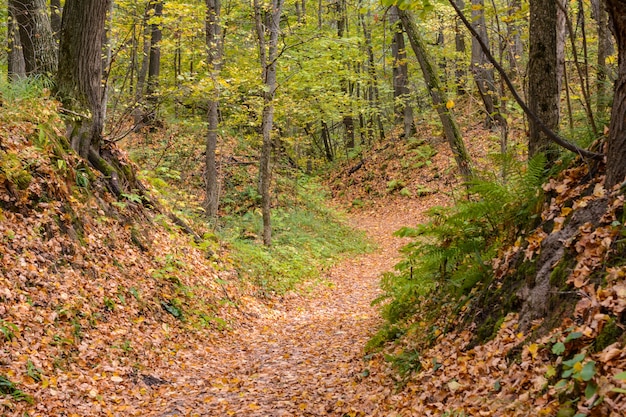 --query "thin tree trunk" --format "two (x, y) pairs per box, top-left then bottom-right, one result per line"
(454, 0), (467, 94)
(528, 0), (559, 160)
(50, 0), (62, 43)
(255, 0), (284, 246)
(604, 0), (626, 189)
(321, 120), (334, 161)
(556, 0), (598, 137)
(11, 0), (57, 76)
(7, 3), (26, 81)
(360, 9), (385, 142)
(506, 0), (523, 74)
(337, 0), (355, 149)
(146, 1), (163, 101)
(390, 6), (415, 138)
(136, 4), (153, 101)
(399, 9), (473, 180)
(204, 0), (224, 219)
(471, 0), (503, 128)
(593, 0), (613, 115)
